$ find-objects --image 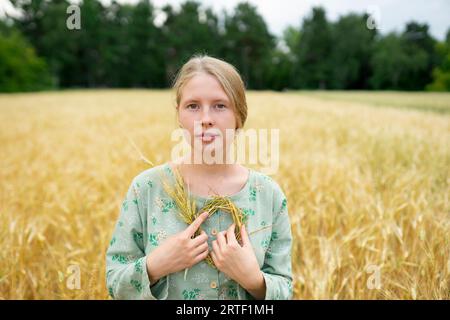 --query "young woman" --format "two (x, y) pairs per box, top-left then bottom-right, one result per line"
(106, 54), (293, 300)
